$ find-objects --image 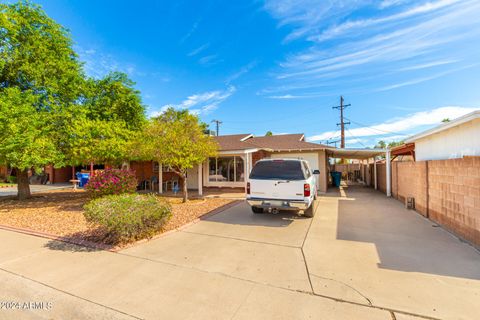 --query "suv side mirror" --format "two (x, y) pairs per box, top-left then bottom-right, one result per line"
(313, 170), (320, 174)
